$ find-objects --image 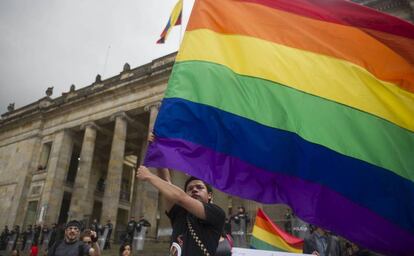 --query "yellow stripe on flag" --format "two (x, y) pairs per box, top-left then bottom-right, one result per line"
(252, 225), (303, 253)
(178, 29), (414, 132)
